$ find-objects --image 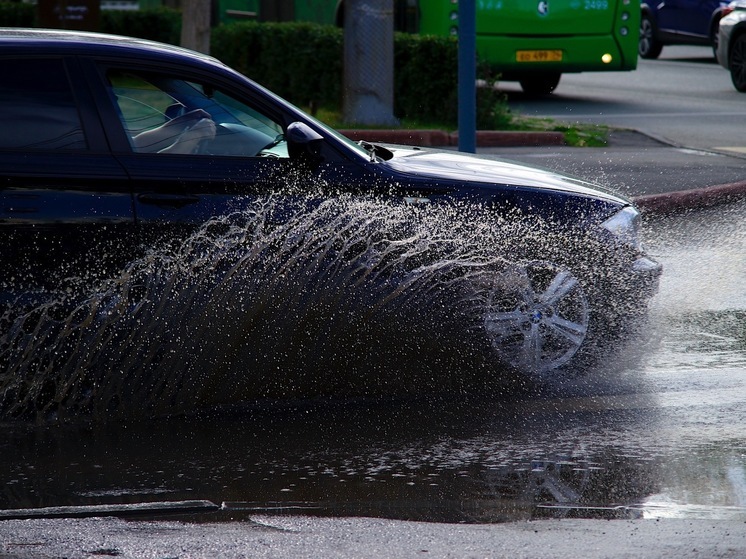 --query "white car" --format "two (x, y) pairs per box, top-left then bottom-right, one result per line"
(717, 0), (746, 91)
